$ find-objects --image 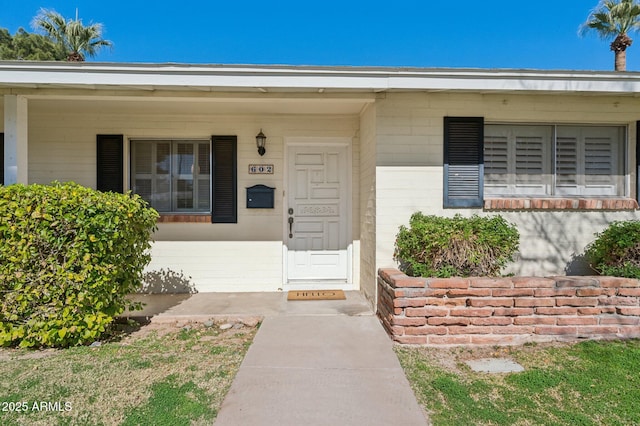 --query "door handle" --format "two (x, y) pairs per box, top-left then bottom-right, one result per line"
(288, 216), (294, 238)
